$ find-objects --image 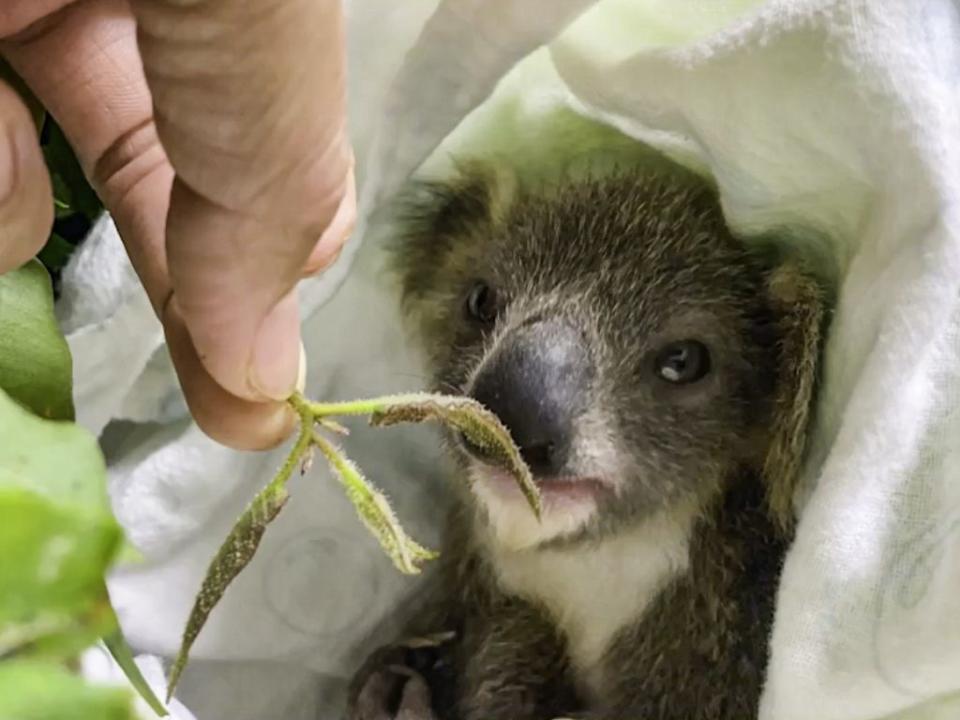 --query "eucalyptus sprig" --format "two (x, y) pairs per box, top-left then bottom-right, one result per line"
(166, 391), (539, 701)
